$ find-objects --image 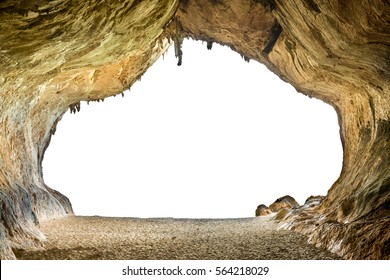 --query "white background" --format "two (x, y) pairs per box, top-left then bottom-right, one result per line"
(43, 40), (343, 218)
